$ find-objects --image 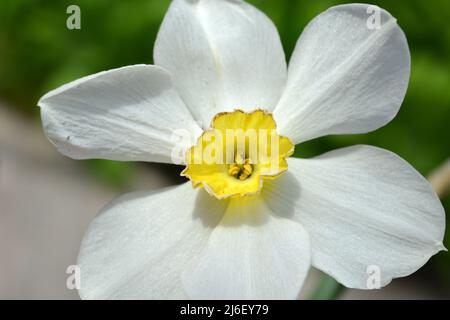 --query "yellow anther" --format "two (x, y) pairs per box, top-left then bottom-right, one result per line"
(239, 171), (250, 180)
(243, 163), (253, 175)
(228, 156), (254, 180)
(228, 164), (241, 177)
